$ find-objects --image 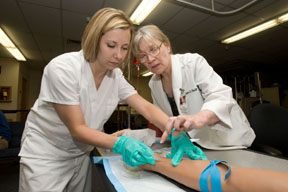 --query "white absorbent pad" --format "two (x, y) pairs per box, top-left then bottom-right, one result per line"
(122, 128), (156, 147)
(93, 156), (185, 192)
